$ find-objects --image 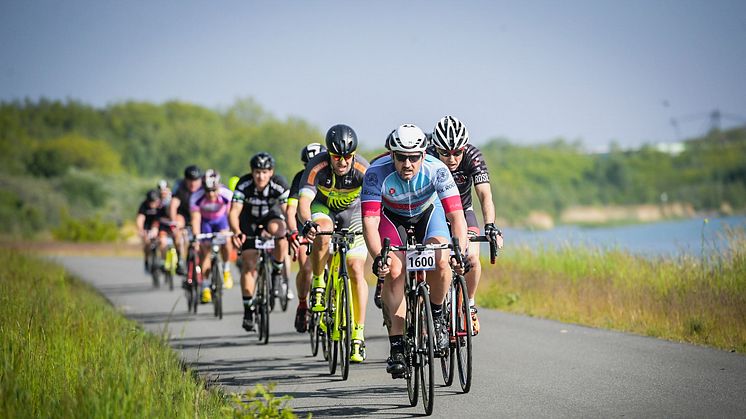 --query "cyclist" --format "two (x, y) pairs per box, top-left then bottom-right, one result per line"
(190, 169), (235, 303)
(229, 152), (290, 332)
(361, 123), (469, 377)
(157, 179), (172, 208)
(286, 142), (326, 333)
(299, 124), (370, 363)
(136, 189), (167, 273)
(428, 115), (504, 335)
(169, 165), (203, 275)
